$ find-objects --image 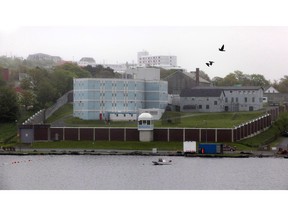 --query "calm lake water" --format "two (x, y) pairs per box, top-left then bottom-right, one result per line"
(1, 155), (288, 190)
